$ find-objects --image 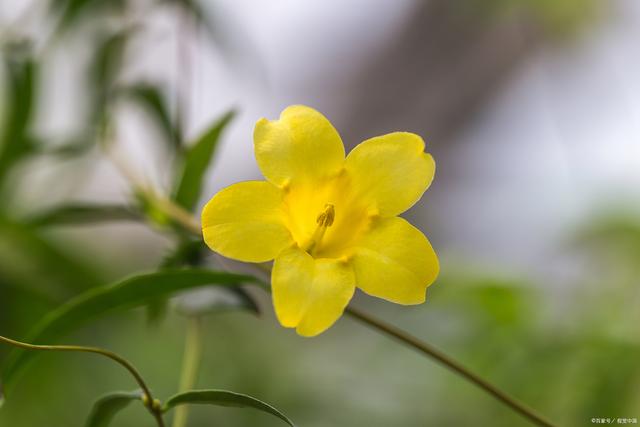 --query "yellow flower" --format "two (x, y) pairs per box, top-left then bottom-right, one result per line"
(202, 105), (439, 336)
